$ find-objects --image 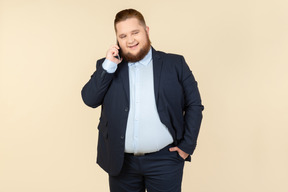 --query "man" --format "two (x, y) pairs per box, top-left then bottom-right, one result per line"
(81, 9), (204, 192)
